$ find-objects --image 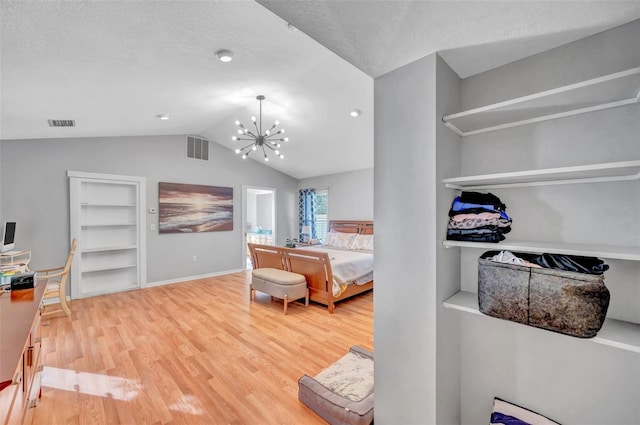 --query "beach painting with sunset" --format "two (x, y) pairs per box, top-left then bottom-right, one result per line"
(159, 182), (233, 233)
